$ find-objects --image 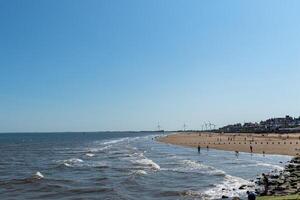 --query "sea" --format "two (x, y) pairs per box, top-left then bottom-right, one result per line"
(0, 132), (292, 200)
